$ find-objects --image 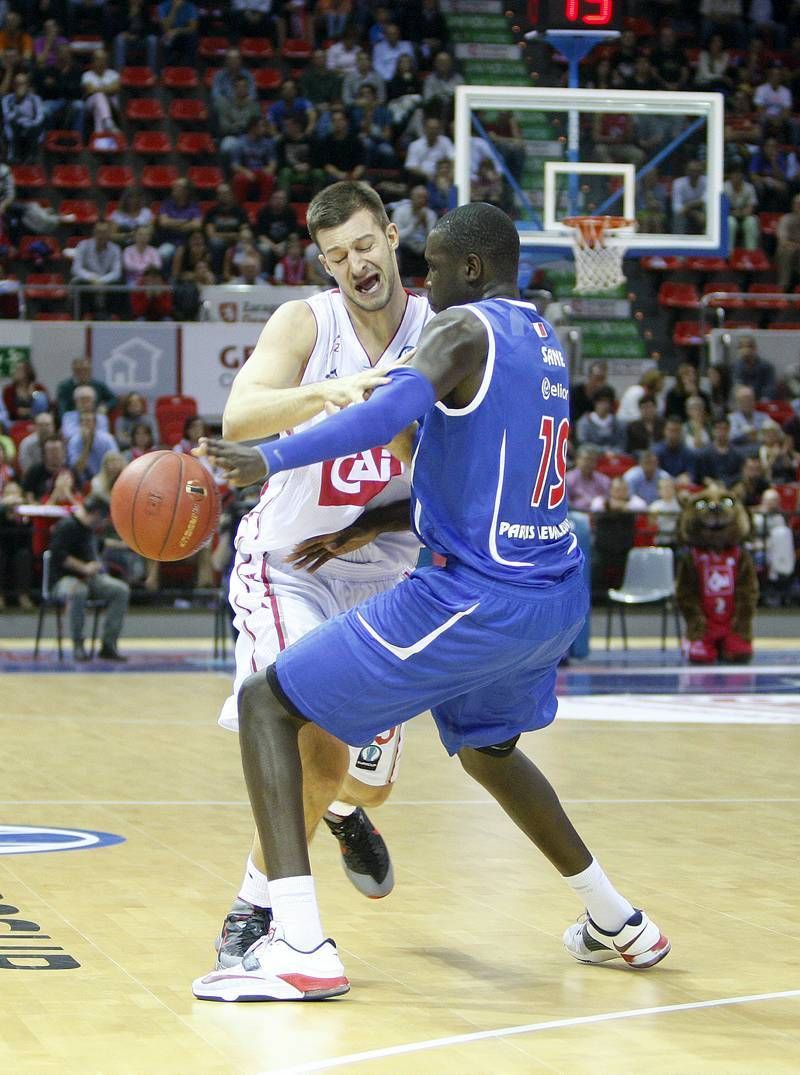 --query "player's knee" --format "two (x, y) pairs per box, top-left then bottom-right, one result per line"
(346, 780), (392, 808)
(458, 736), (520, 779)
(458, 746), (492, 780)
(237, 669), (280, 733)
